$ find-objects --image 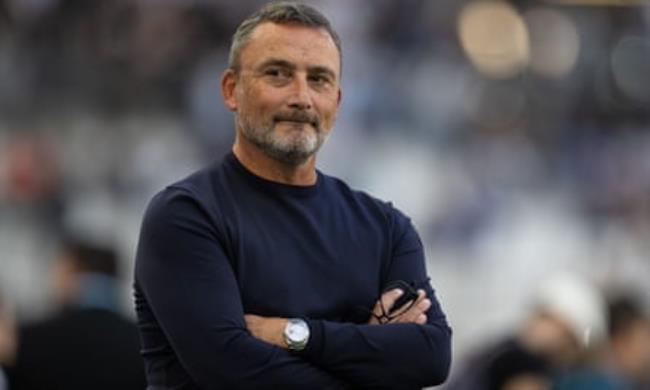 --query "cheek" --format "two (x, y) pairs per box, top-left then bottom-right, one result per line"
(243, 89), (284, 116)
(317, 97), (340, 127)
